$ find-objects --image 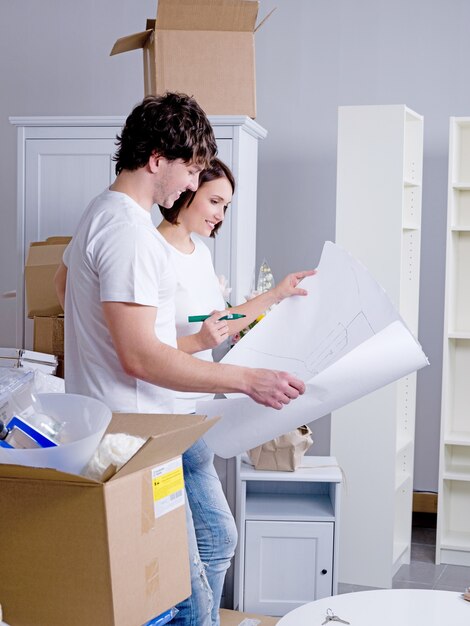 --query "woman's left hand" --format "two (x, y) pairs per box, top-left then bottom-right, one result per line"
(272, 269), (317, 302)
